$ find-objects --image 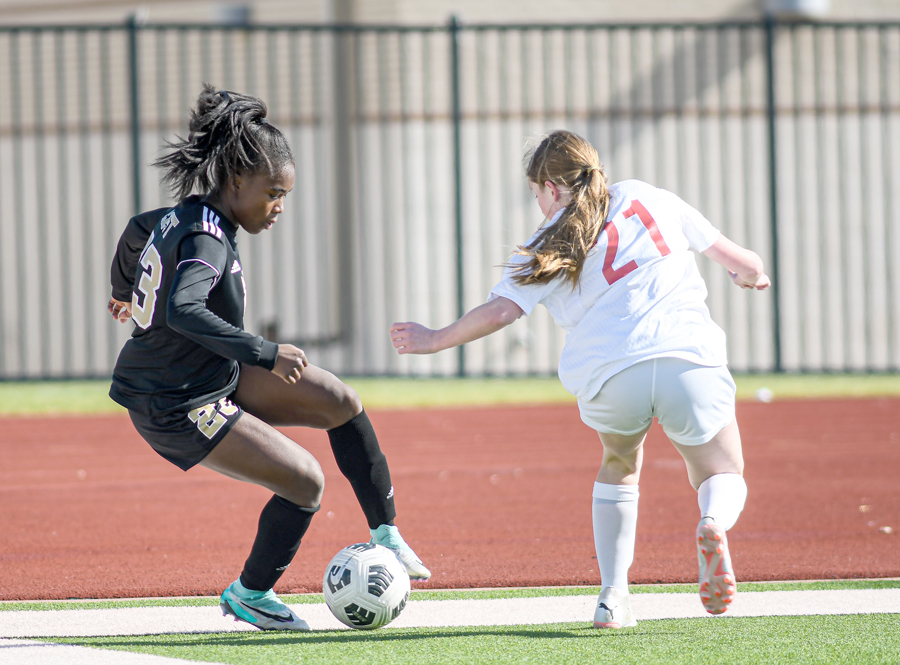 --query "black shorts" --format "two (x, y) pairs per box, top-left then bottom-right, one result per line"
(129, 396), (244, 471)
